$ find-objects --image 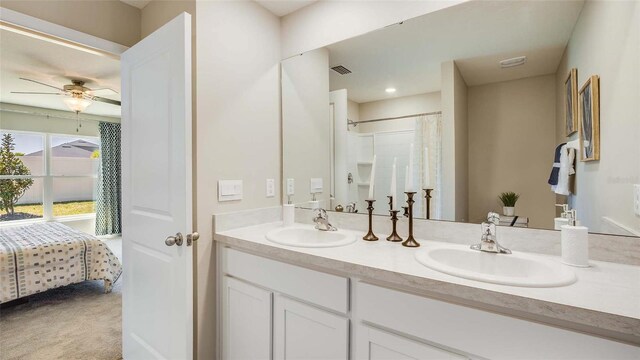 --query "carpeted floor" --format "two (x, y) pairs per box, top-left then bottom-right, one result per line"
(0, 239), (123, 360)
